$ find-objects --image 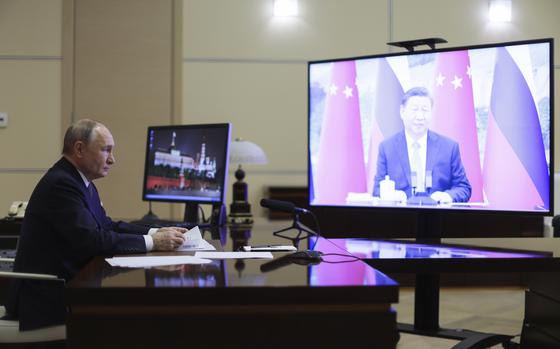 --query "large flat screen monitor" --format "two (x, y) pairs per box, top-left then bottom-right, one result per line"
(308, 38), (553, 217)
(142, 123), (231, 224)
